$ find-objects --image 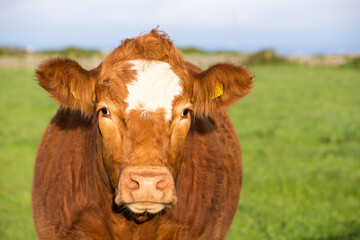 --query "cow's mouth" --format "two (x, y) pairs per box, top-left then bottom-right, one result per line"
(126, 201), (173, 214)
